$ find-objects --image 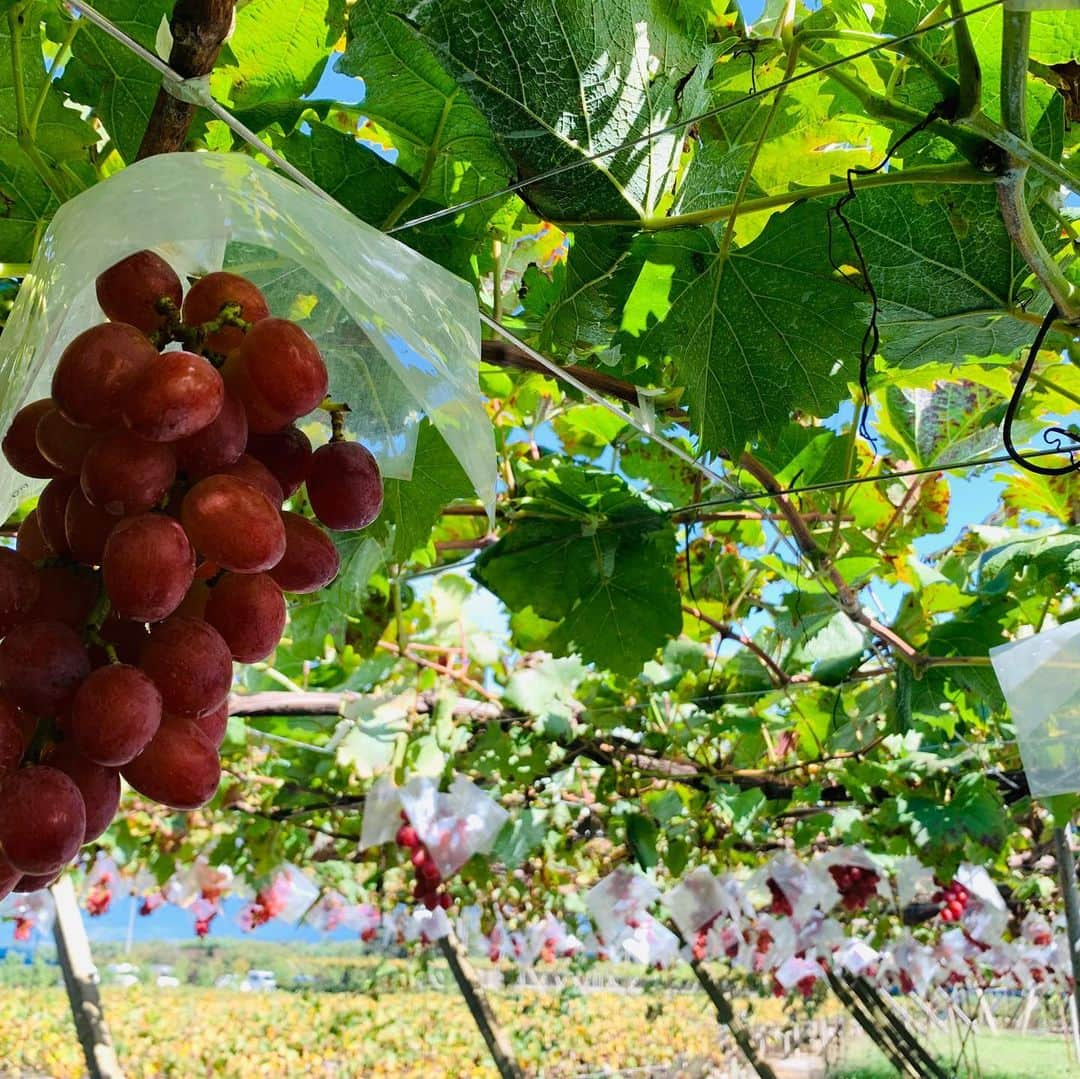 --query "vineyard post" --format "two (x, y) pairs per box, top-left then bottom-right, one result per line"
(50, 876), (124, 1079)
(1053, 826), (1080, 1050)
(686, 957), (779, 1079)
(437, 931), (523, 1079)
(826, 971), (922, 1079)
